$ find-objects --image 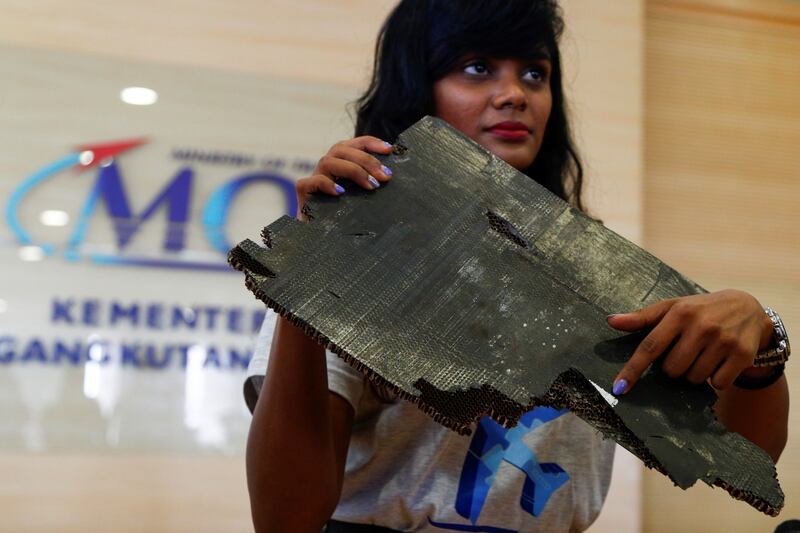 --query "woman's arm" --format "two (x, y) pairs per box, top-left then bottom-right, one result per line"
(713, 372), (789, 462)
(247, 317), (355, 532)
(246, 136), (393, 531)
(608, 289), (790, 461)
